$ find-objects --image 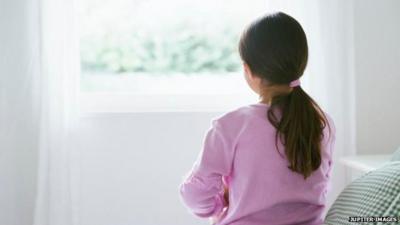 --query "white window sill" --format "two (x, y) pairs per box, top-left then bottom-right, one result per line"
(79, 92), (257, 113)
